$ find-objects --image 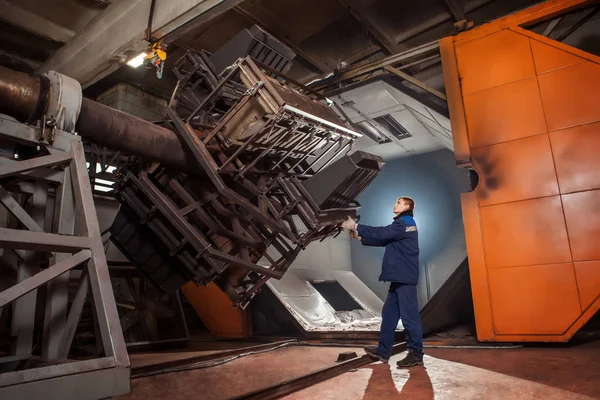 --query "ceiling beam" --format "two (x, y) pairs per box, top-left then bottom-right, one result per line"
(557, 5), (600, 41)
(38, 0), (239, 87)
(443, 0), (466, 22)
(310, 40), (439, 91)
(542, 16), (562, 36)
(159, 0), (246, 44)
(383, 65), (447, 101)
(0, 0), (76, 43)
(233, 5), (329, 72)
(337, 0), (404, 54)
